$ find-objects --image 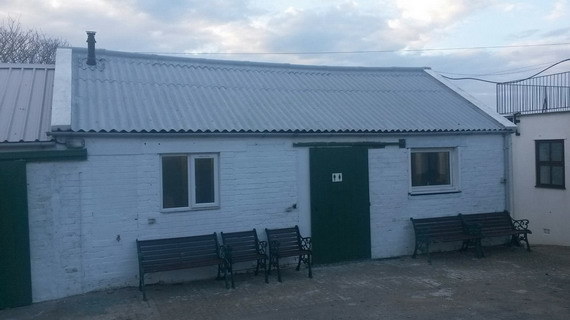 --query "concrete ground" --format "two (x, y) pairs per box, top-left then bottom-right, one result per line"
(2, 245), (569, 320)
